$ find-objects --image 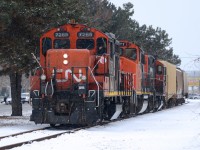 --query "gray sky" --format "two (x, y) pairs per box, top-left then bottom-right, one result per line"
(109, 0), (200, 71)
